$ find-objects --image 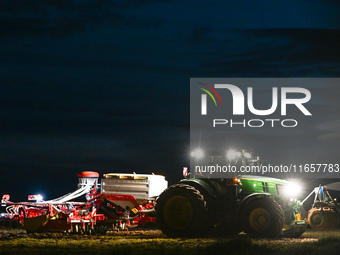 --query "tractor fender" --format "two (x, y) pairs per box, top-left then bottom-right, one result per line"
(239, 193), (274, 212)
(179, 179), (217, 199)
